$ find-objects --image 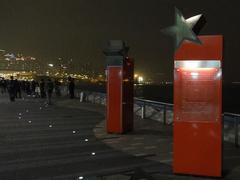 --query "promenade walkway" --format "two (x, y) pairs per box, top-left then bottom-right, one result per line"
(0, 94), (239, 180)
